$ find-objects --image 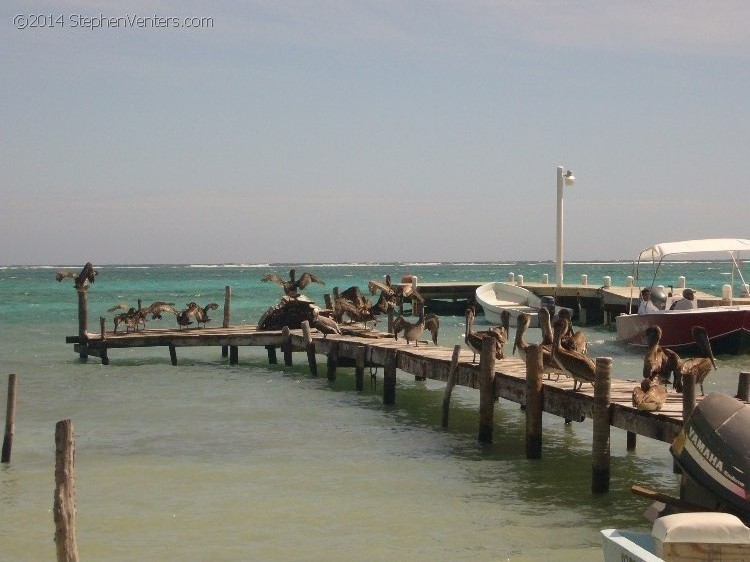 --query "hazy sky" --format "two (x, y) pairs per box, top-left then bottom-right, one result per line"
(2, 1), (749, 265)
